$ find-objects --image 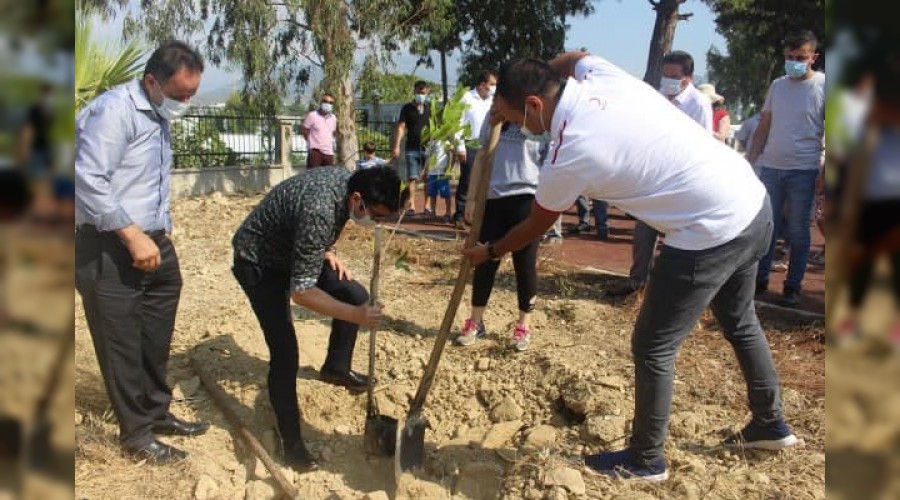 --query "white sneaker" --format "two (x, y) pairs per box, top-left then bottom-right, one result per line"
(511, 324), (531, 351)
